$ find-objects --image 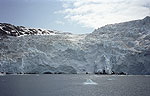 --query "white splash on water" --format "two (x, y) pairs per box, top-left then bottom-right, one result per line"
(83, 79), (97, 85)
